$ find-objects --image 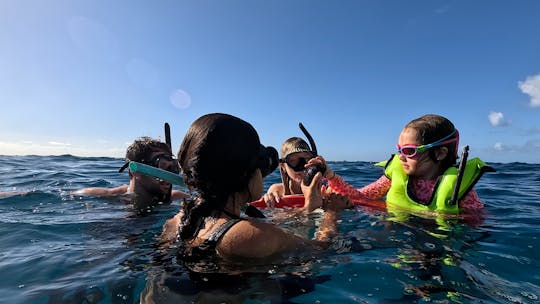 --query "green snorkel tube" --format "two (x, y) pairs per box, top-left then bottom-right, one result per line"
(128, 161), (184, 185)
